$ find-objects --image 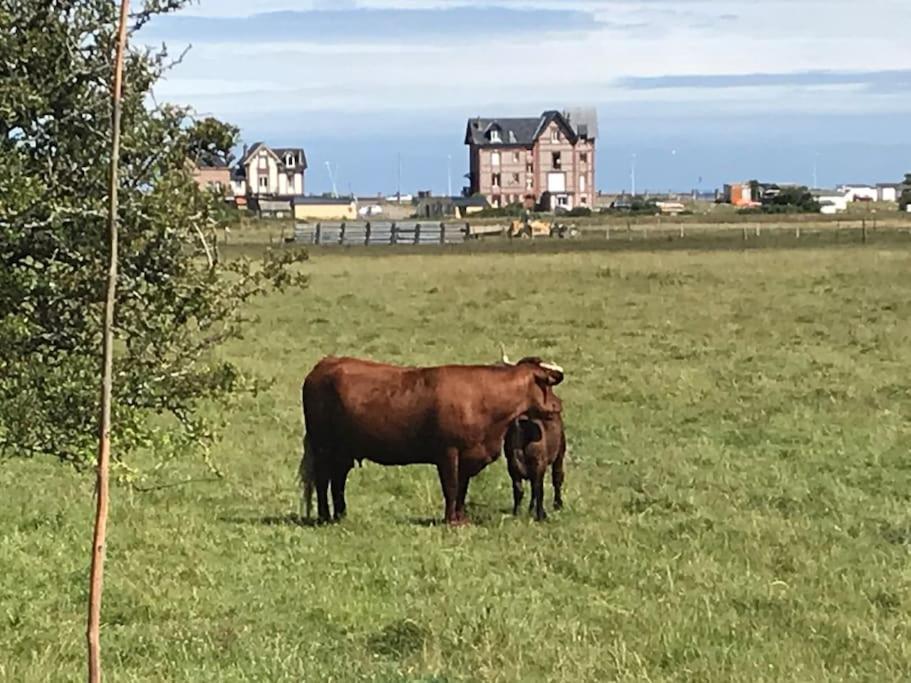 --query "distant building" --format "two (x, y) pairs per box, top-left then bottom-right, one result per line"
(837, 184), (877, 202)
(292, 196), (358, 221)
(722, 182), (757, 207)
(465, 109), (596, 211)
(415, 195), (490, 219)
(811, 189), (850, 214)
(190, 157), (231, 195)
(232, 143), (307, 199)
(876, 183), (901, 202)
